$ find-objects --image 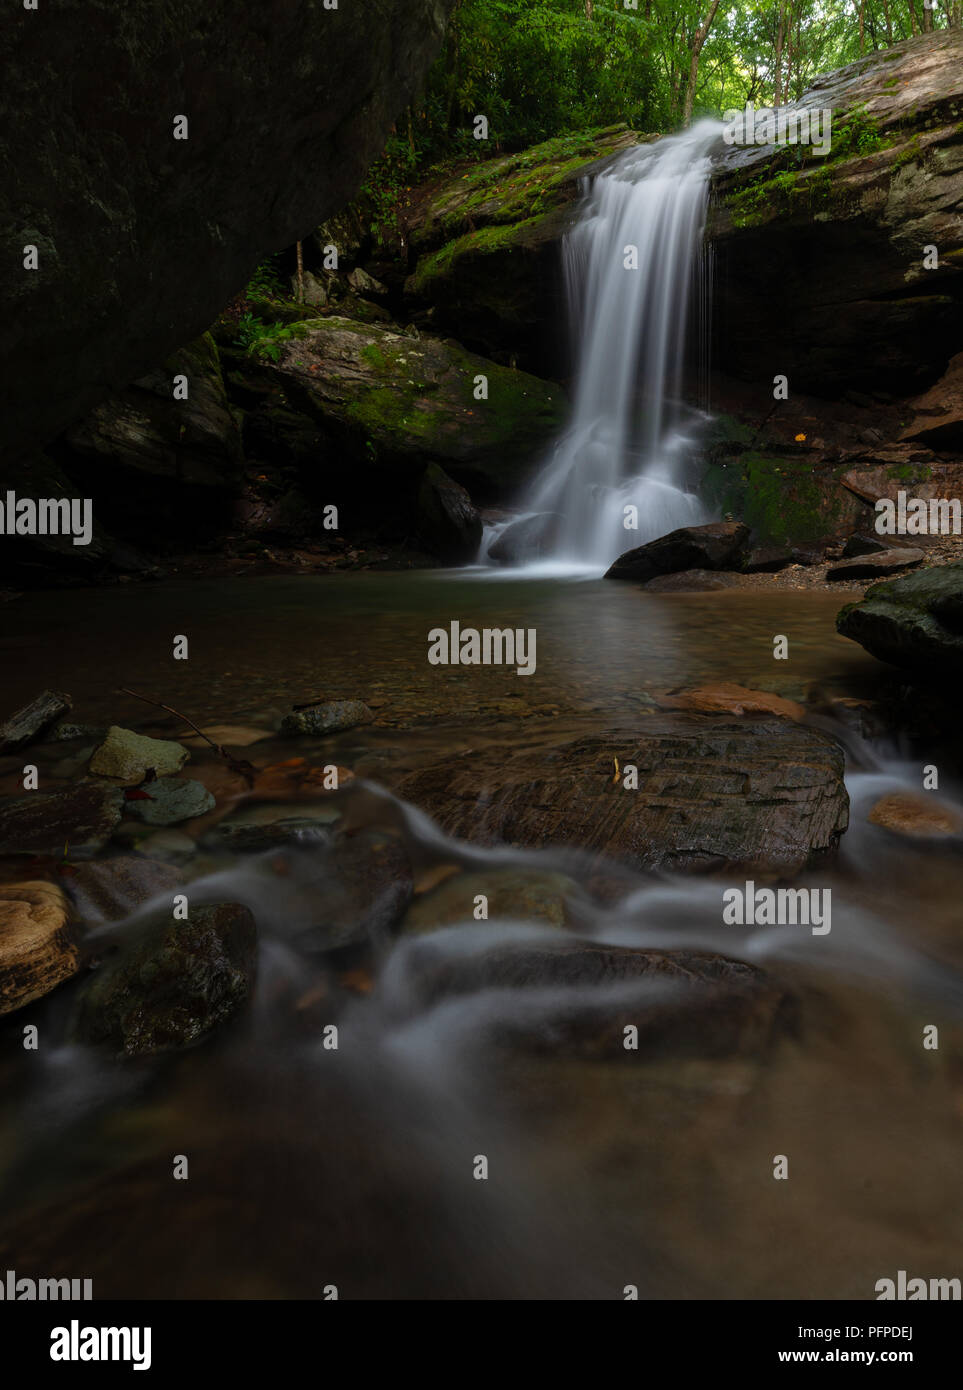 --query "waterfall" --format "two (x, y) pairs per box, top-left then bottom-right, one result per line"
(486, 119), (722, 573)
